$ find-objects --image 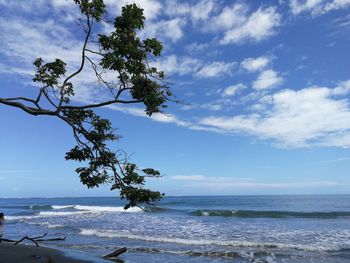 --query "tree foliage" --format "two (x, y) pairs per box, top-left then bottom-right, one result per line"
(0, 0), (172, 209)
